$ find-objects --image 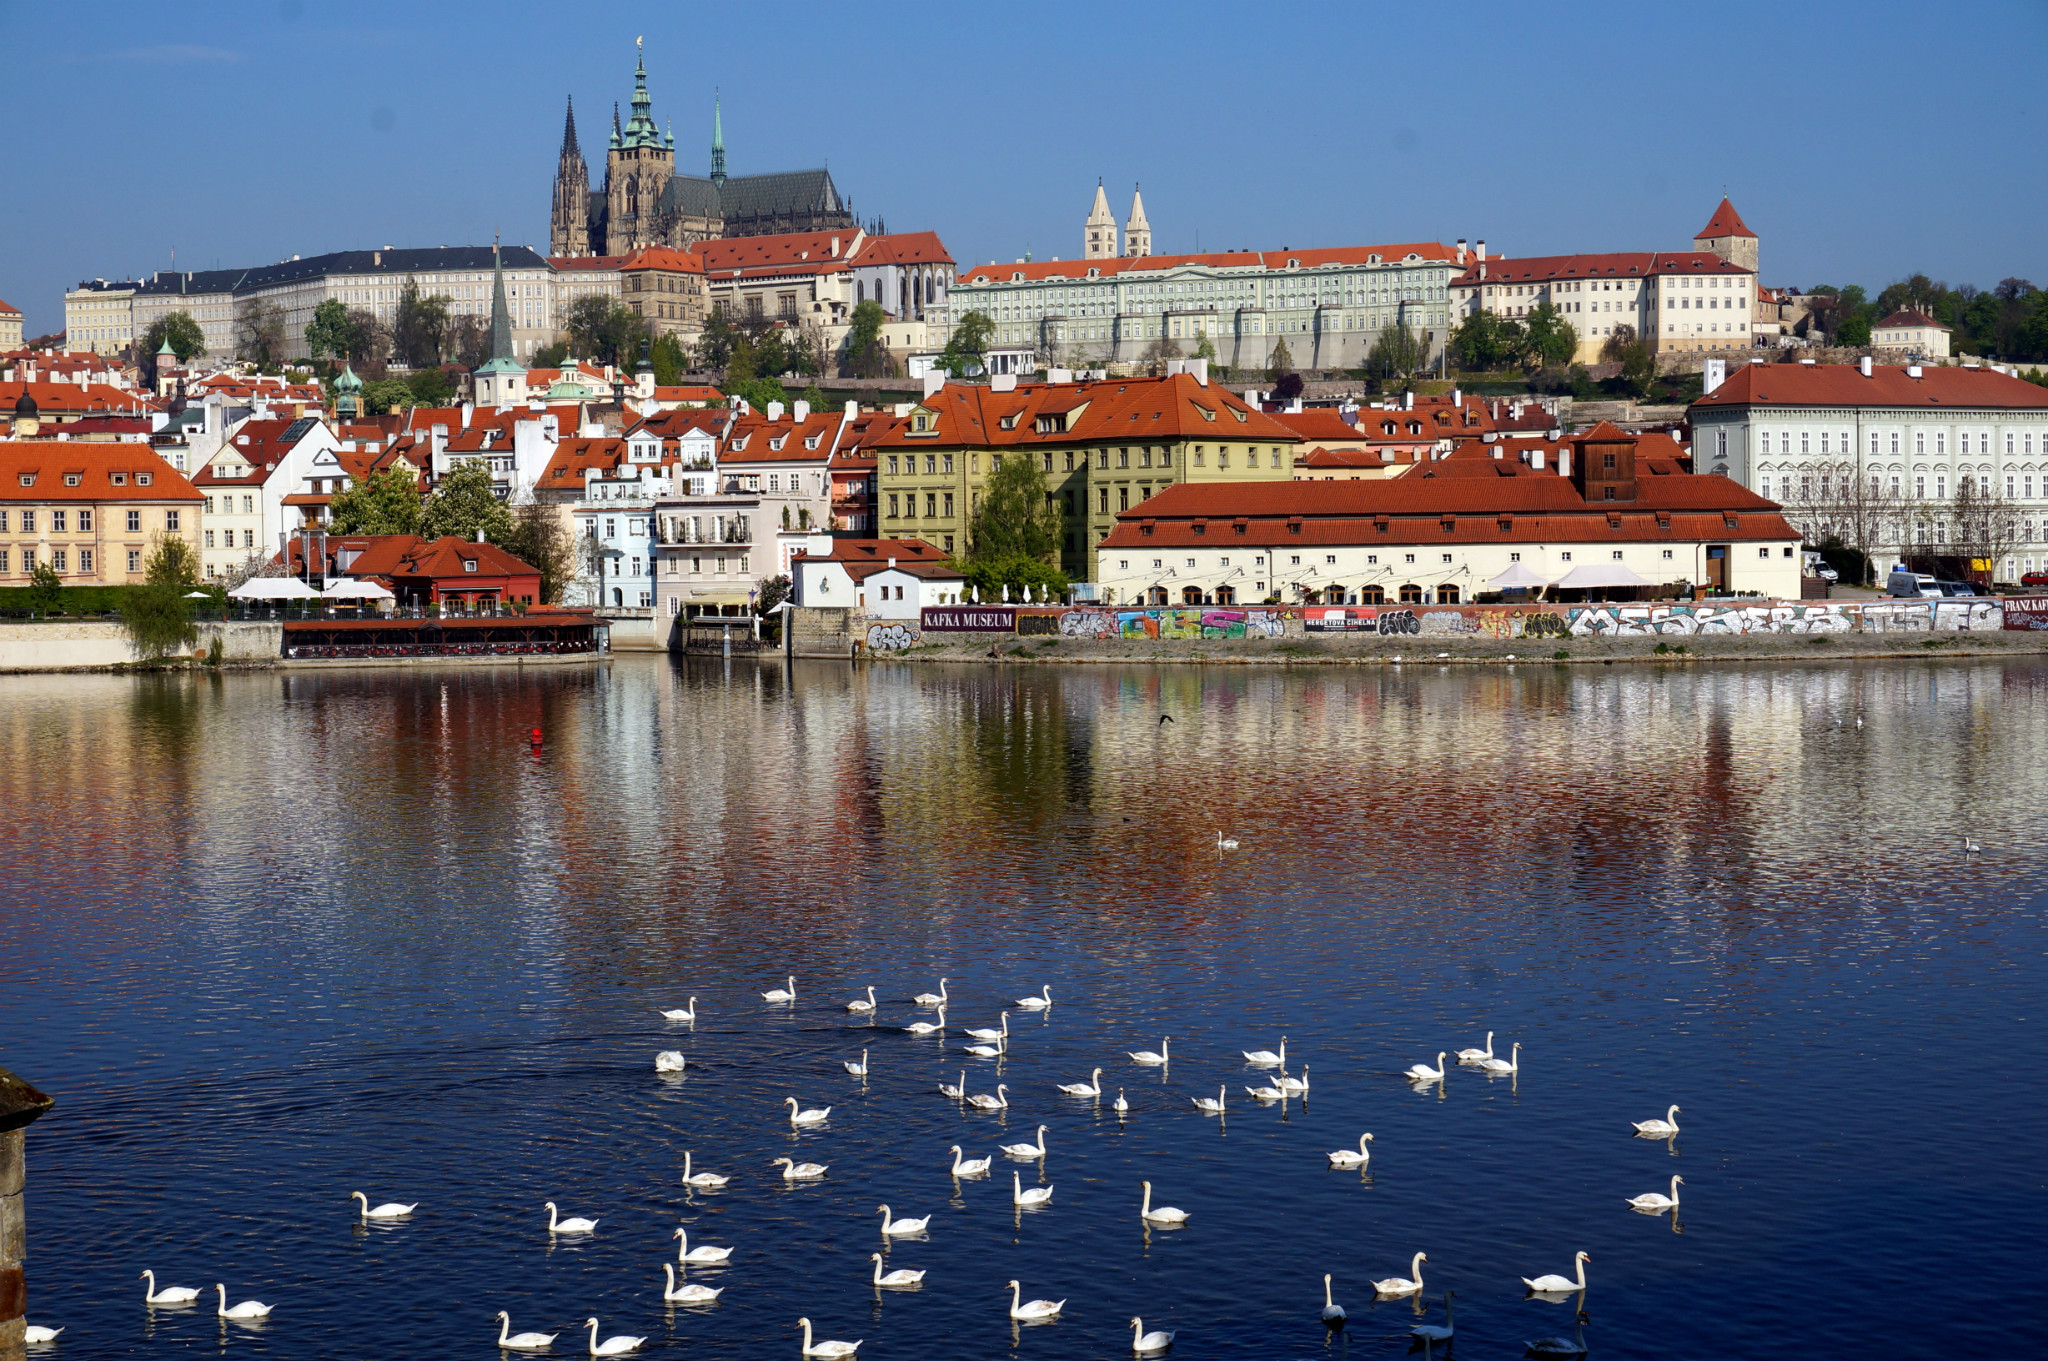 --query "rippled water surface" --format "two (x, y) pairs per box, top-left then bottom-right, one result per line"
(7, 657), (2048, 1359)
